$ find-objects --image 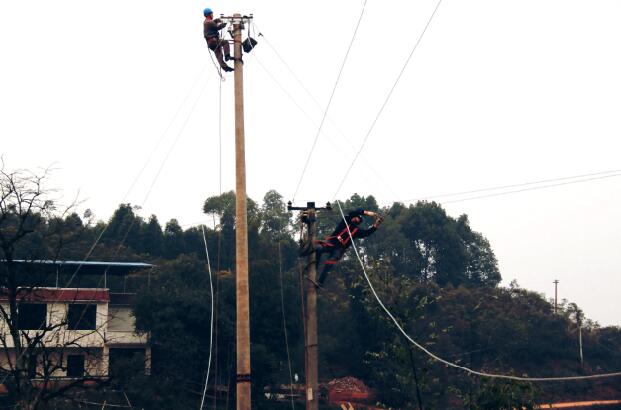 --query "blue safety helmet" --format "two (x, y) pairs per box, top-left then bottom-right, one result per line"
(203, 7), (213, 17)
